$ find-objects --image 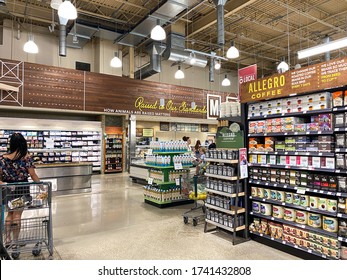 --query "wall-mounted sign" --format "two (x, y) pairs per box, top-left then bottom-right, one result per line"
(136, 128), (143, 137)
(207, 94), (221, 119)
(160, 122), (170, 131)
(142, 128), (154, 137)
(240, 56), (347, 103)
(216, 124), (244, 148)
